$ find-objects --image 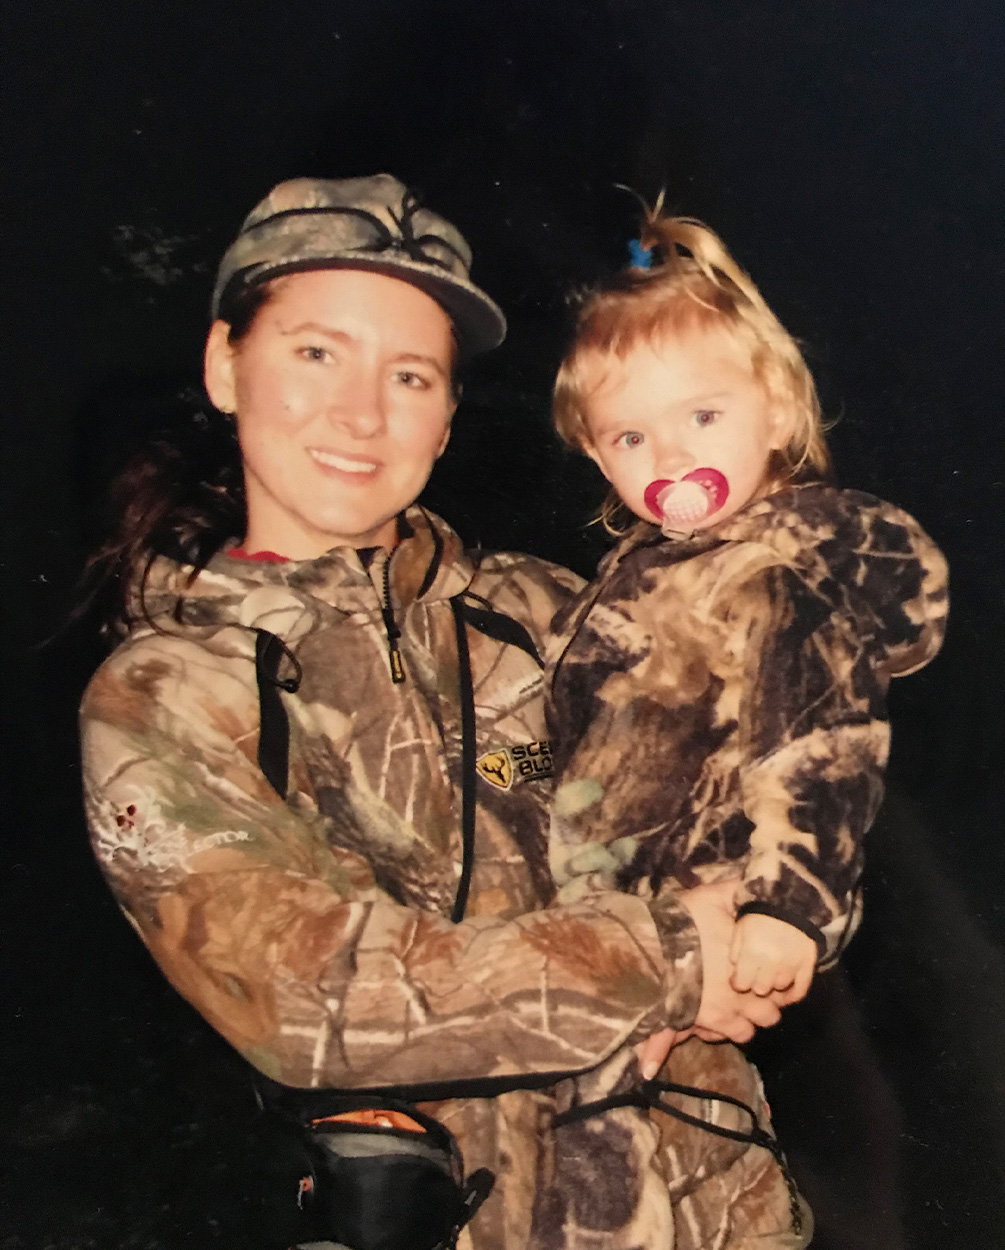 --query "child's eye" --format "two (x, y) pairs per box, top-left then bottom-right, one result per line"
(694, 409), (718, 427)
(617, 431), (645, 448)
